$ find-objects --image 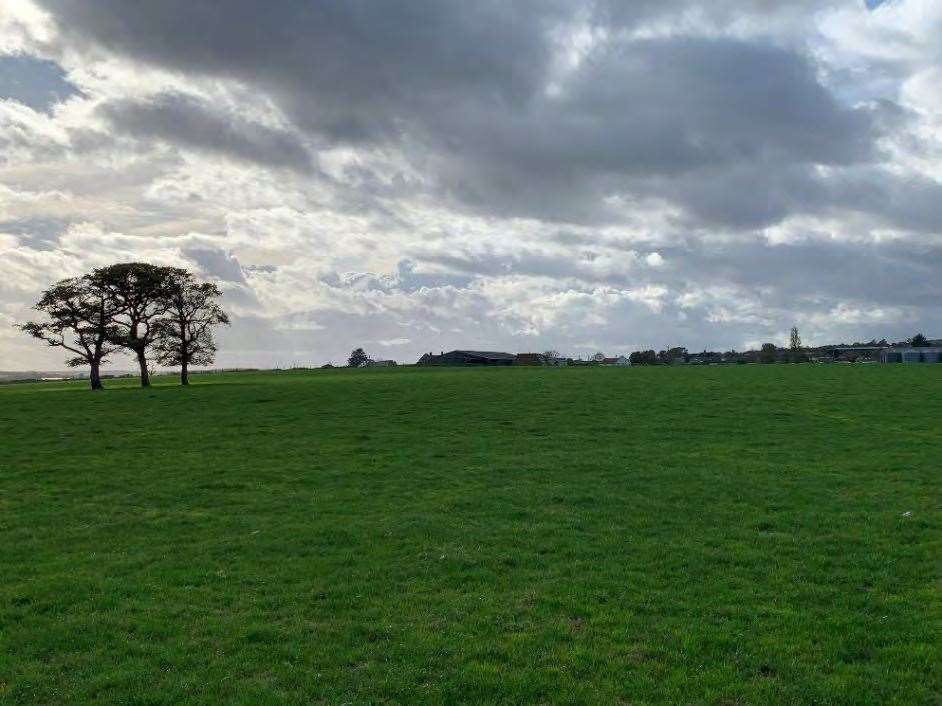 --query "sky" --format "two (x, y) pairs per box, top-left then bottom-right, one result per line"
(0, 0), (940, 369)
